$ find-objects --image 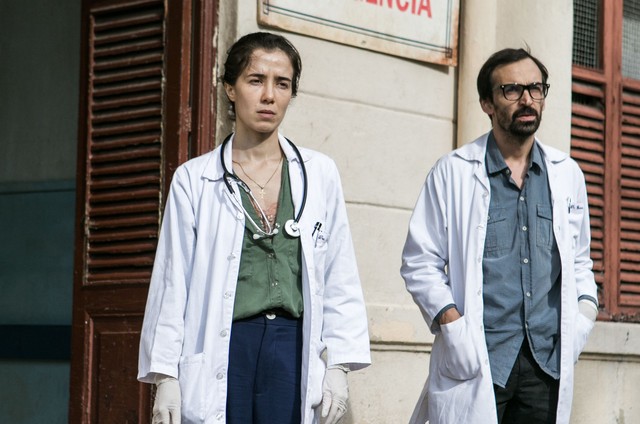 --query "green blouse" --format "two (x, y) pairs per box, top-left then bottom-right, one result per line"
(232, 160), (303, 321)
